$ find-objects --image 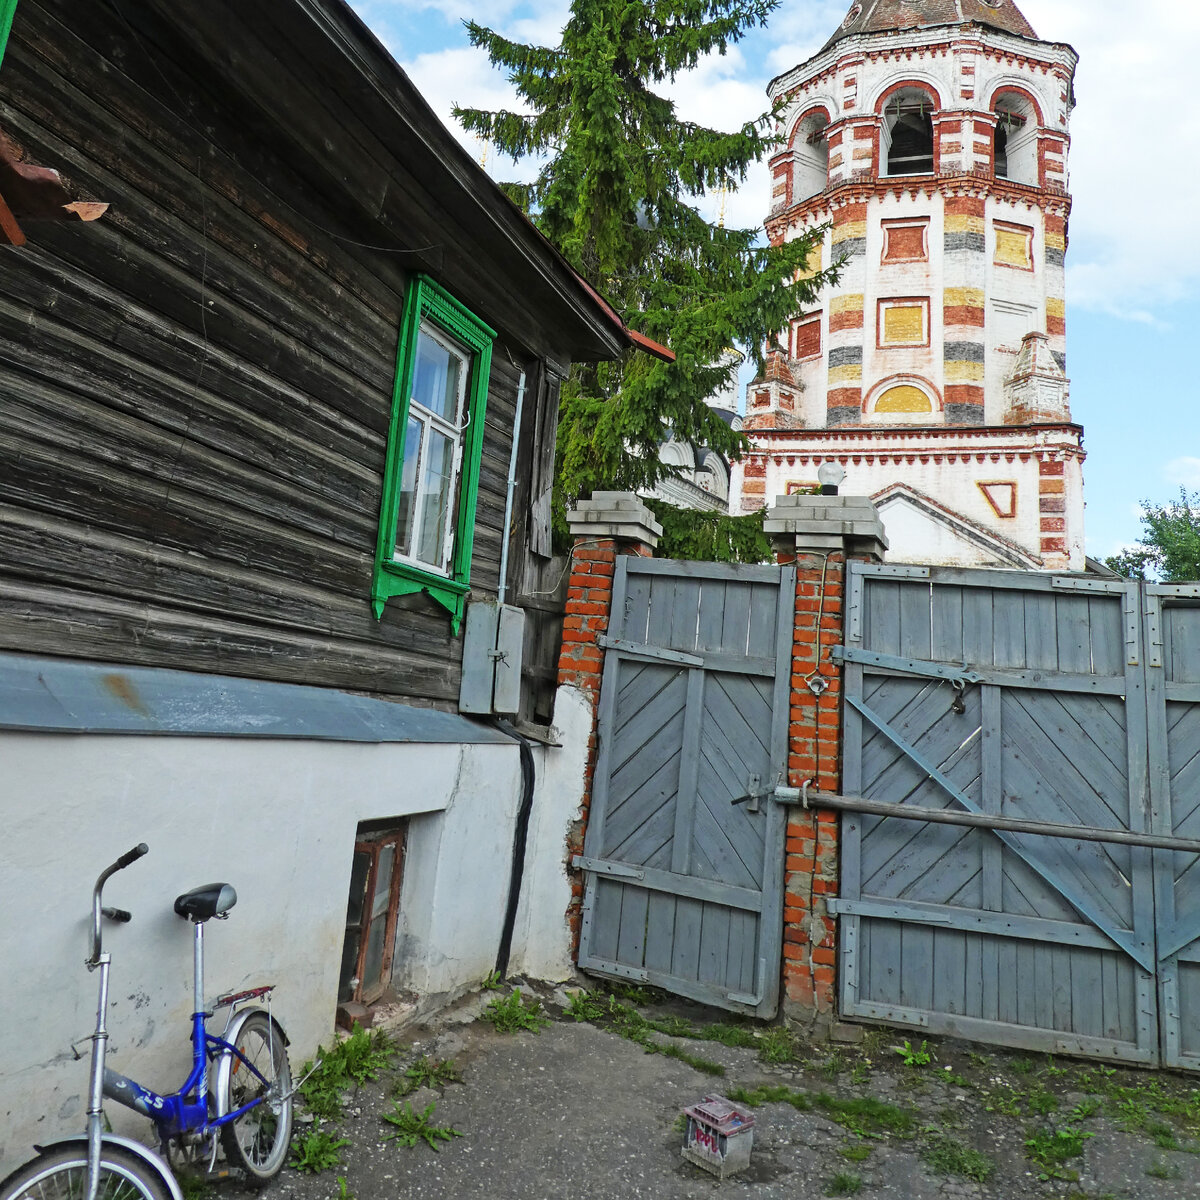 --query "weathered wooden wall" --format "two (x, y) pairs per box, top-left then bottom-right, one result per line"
(0, 0), (560, 710)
